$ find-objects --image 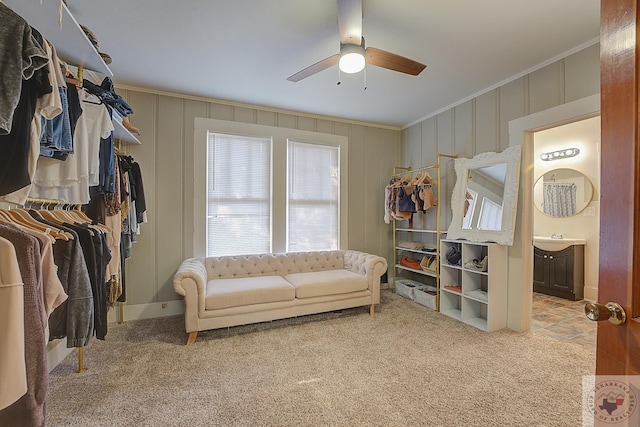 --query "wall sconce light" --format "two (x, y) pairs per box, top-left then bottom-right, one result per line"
(540, 148), (580, 161)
